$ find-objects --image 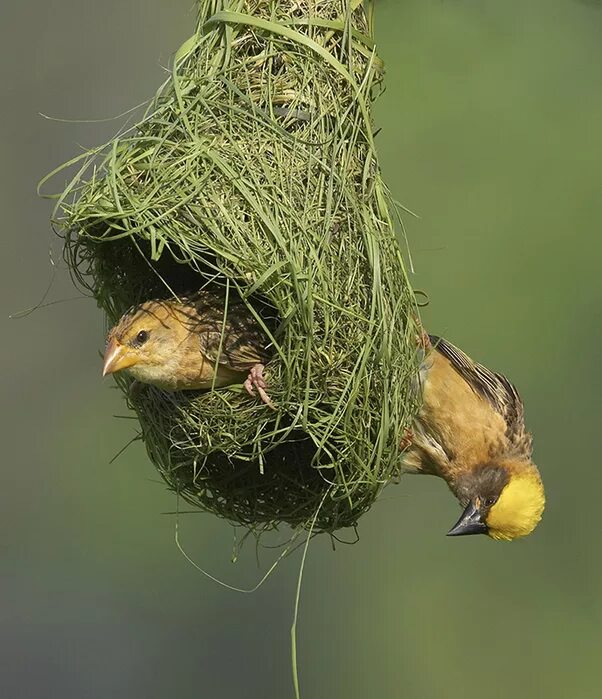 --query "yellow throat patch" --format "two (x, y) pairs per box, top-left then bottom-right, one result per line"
(486, 472), (545, 541)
